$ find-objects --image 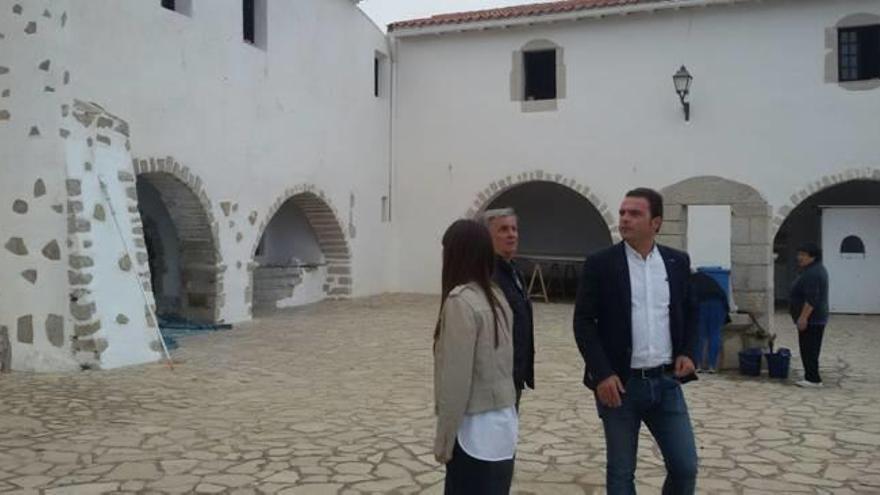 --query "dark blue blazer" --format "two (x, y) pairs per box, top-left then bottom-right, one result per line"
(493, 257), (535, 390)
(573, 242), (699, 390)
